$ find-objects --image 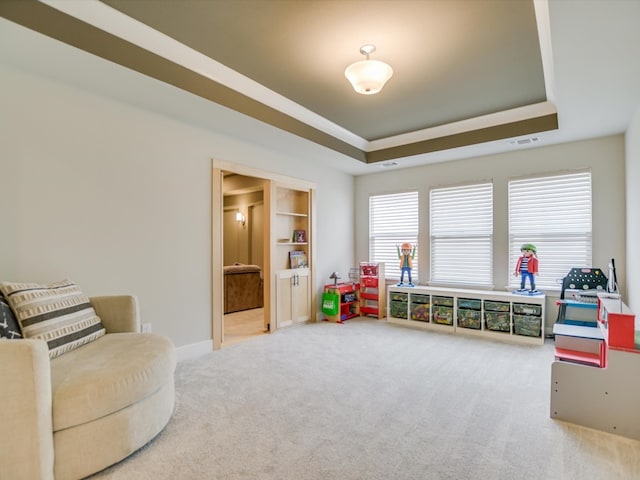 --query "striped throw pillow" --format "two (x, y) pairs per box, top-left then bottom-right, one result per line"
(0, 293), (22, 339)
(0, 280), (105, 358)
